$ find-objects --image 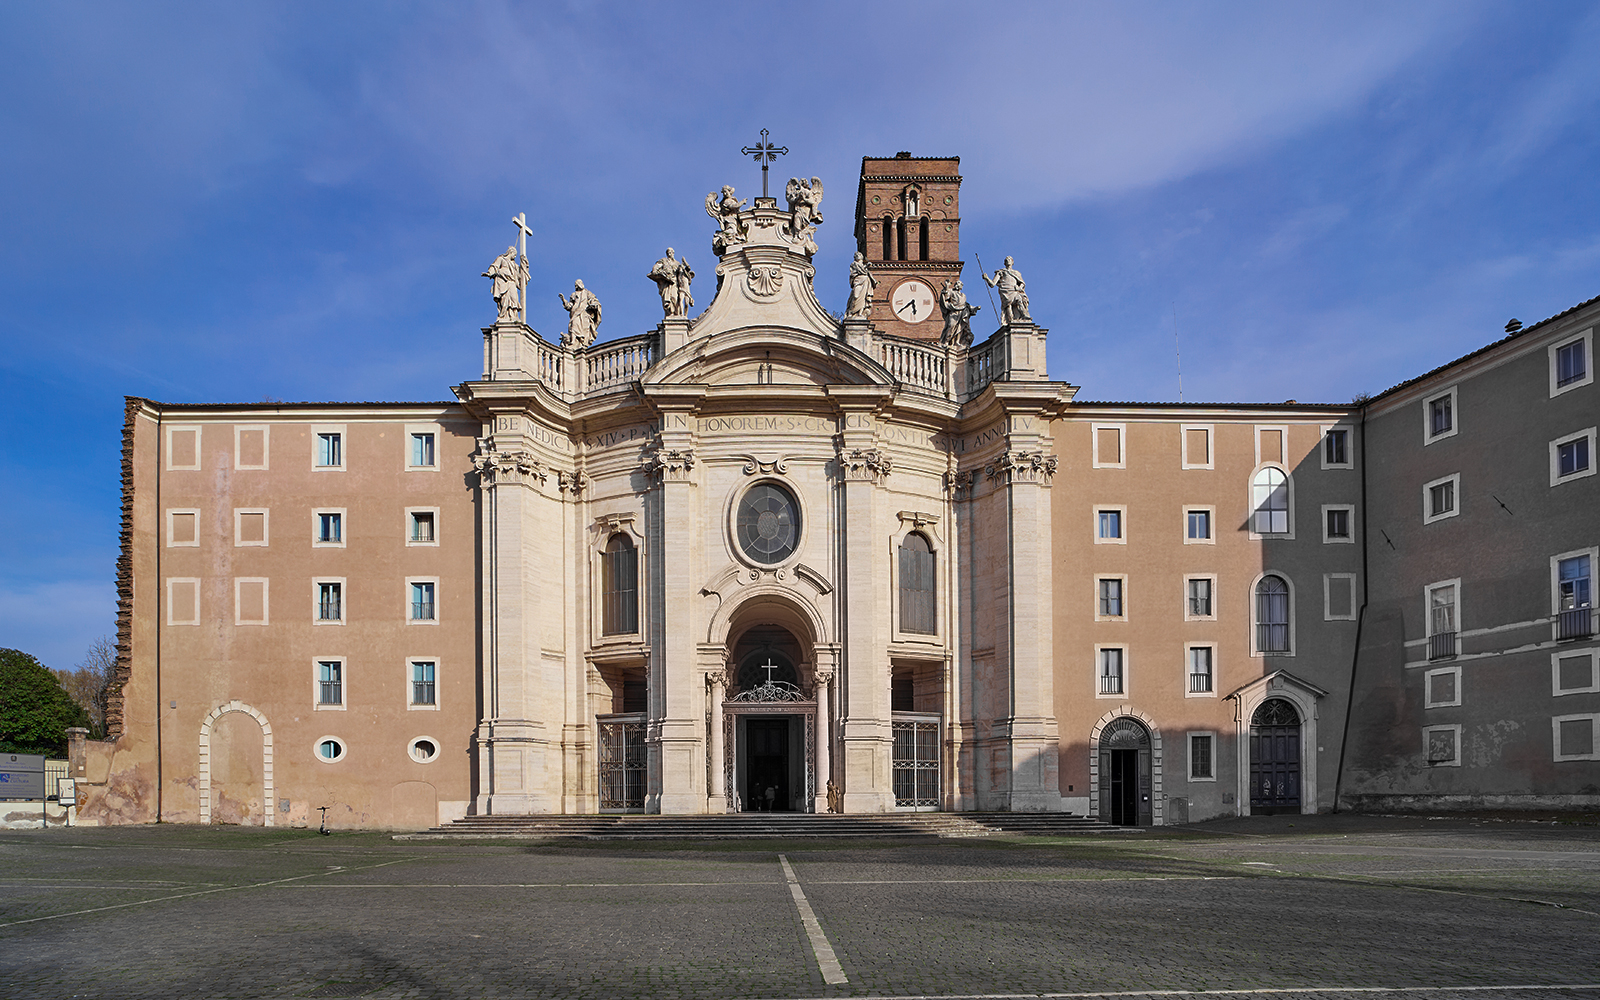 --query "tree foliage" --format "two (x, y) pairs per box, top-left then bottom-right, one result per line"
(0, 648), (91, 756)
(52, 636), (117, 738)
